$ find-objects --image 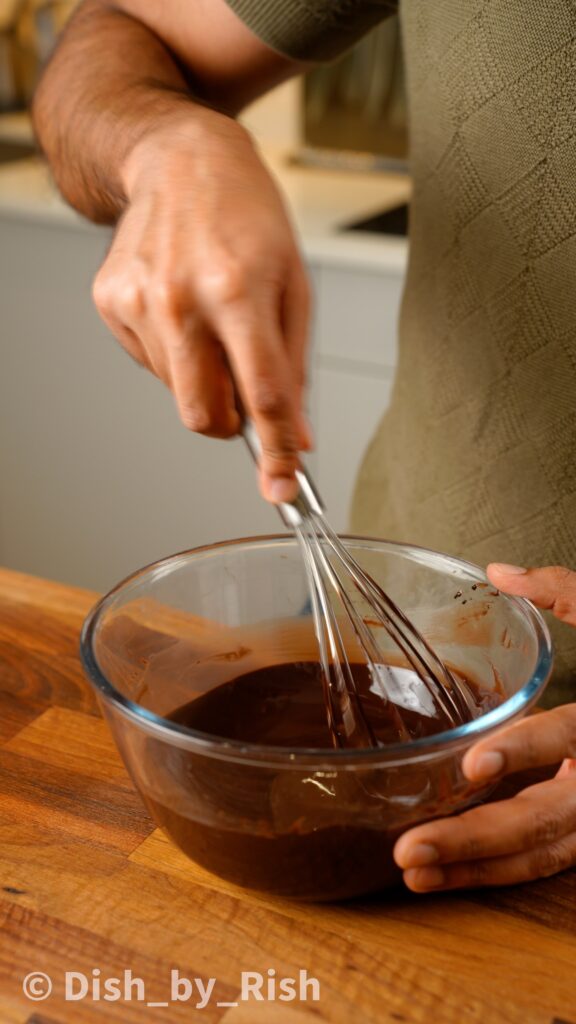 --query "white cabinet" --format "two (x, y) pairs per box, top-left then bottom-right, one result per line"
(309, 264), (400, 532)
(315, 264), (399, 367)
(0, 217), (279, 592)
(0, 215), (405, 591)
(314, 364), (394, 532)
